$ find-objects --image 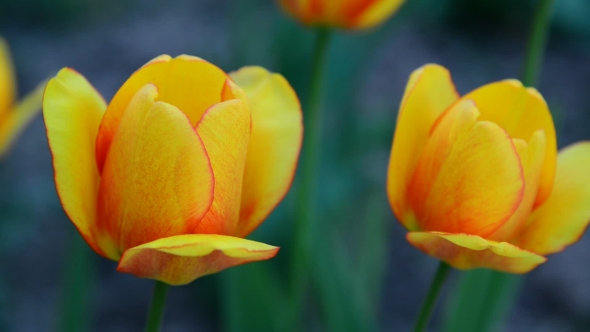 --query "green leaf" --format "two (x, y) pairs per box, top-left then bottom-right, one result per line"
(55, 227), (95, 332)
(221, 263), (287, 332)
(443, 270), (522, 332)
